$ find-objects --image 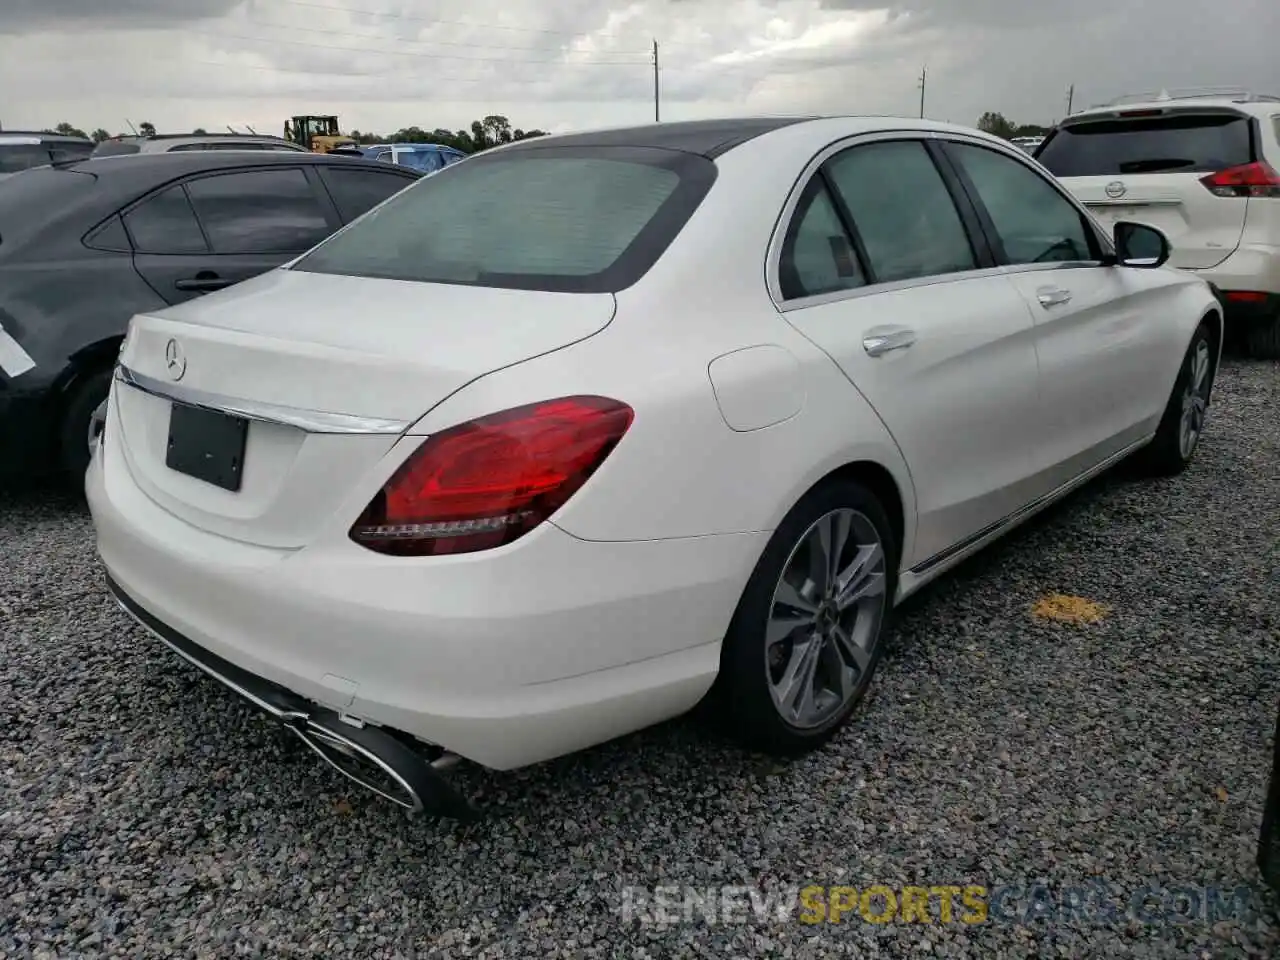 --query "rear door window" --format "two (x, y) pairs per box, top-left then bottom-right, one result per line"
(1037, 112), (1254, 177)
(184, 168), (333, 254)
(823, 139), (977, 284)
(293, 145), (716, 293)
(319, 167), (415, 222)
(123, 184), (209, 254)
